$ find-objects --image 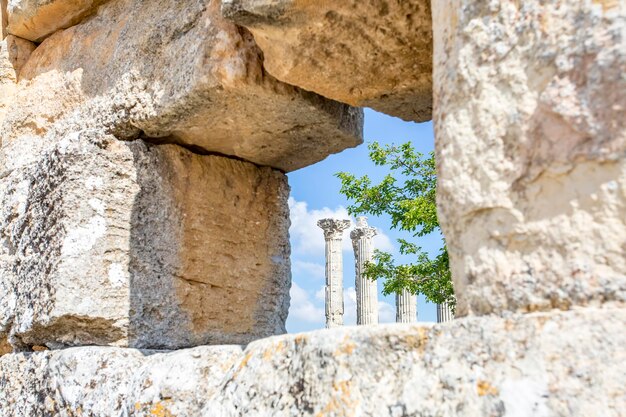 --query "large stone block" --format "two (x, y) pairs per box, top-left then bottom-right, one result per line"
(0, 131), (291, 350)
(0, 345), (244, 416)
(1, 0), (362, 172)
(222, 0), (433, 122)
(433, 0), (626, 315)
(0, 308), (623, 416)
(0, 35), (35, 129)
(6, 0), (107, 42)
(1, 0), (7, 39)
